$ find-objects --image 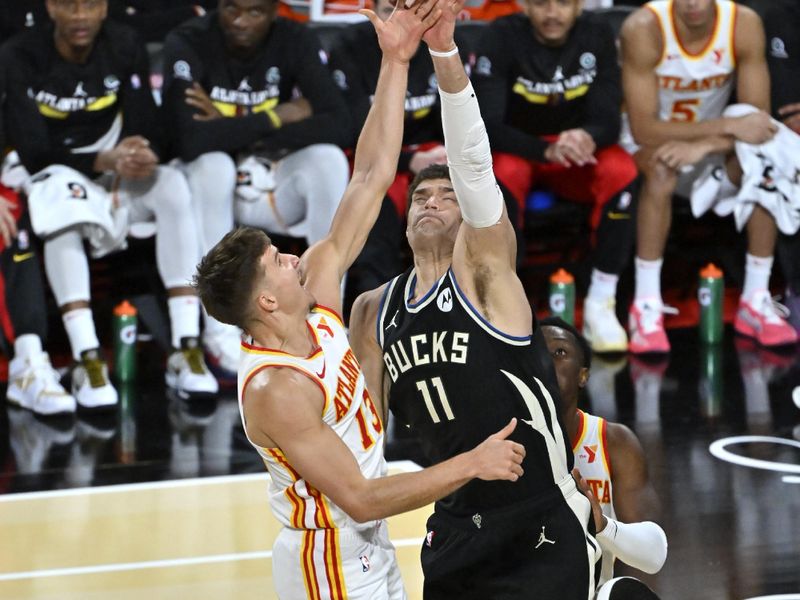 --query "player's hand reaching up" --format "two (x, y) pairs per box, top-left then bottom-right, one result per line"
(422, 0), (464, 54)
(469, 418), (526, 482)
(361, 0), (443, 64)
